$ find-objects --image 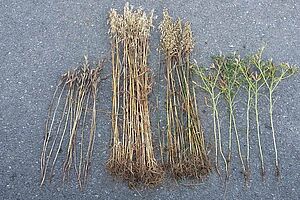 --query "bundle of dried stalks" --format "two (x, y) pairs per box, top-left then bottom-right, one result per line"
(40, 57), (102, 190)
(107, 3), (163, 186)
(159, 10), (210, 179)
